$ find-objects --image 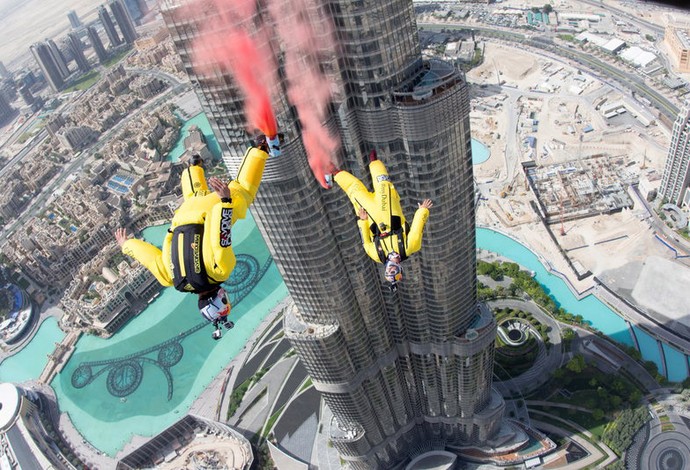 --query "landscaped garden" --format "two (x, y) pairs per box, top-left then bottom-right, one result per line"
(493, 307), (545, 380)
